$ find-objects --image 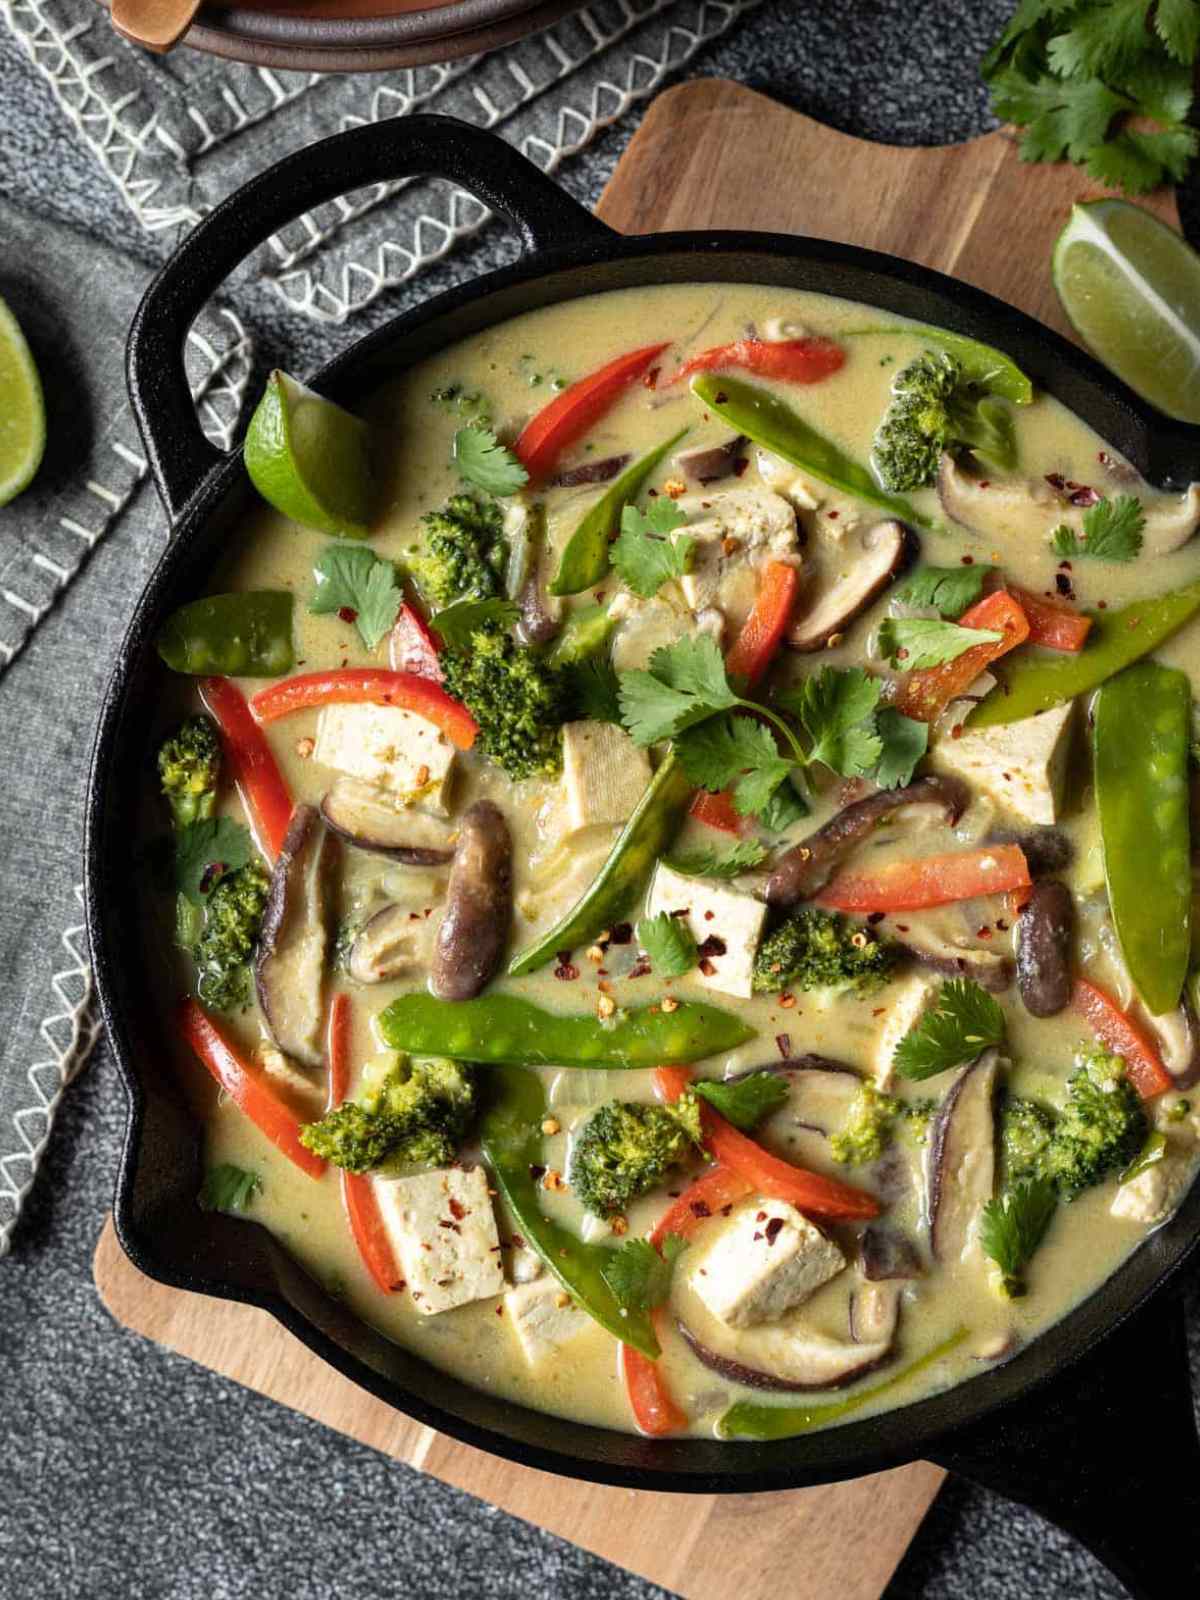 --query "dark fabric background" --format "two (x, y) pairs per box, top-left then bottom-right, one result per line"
(0, 3), (1194, 1597)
